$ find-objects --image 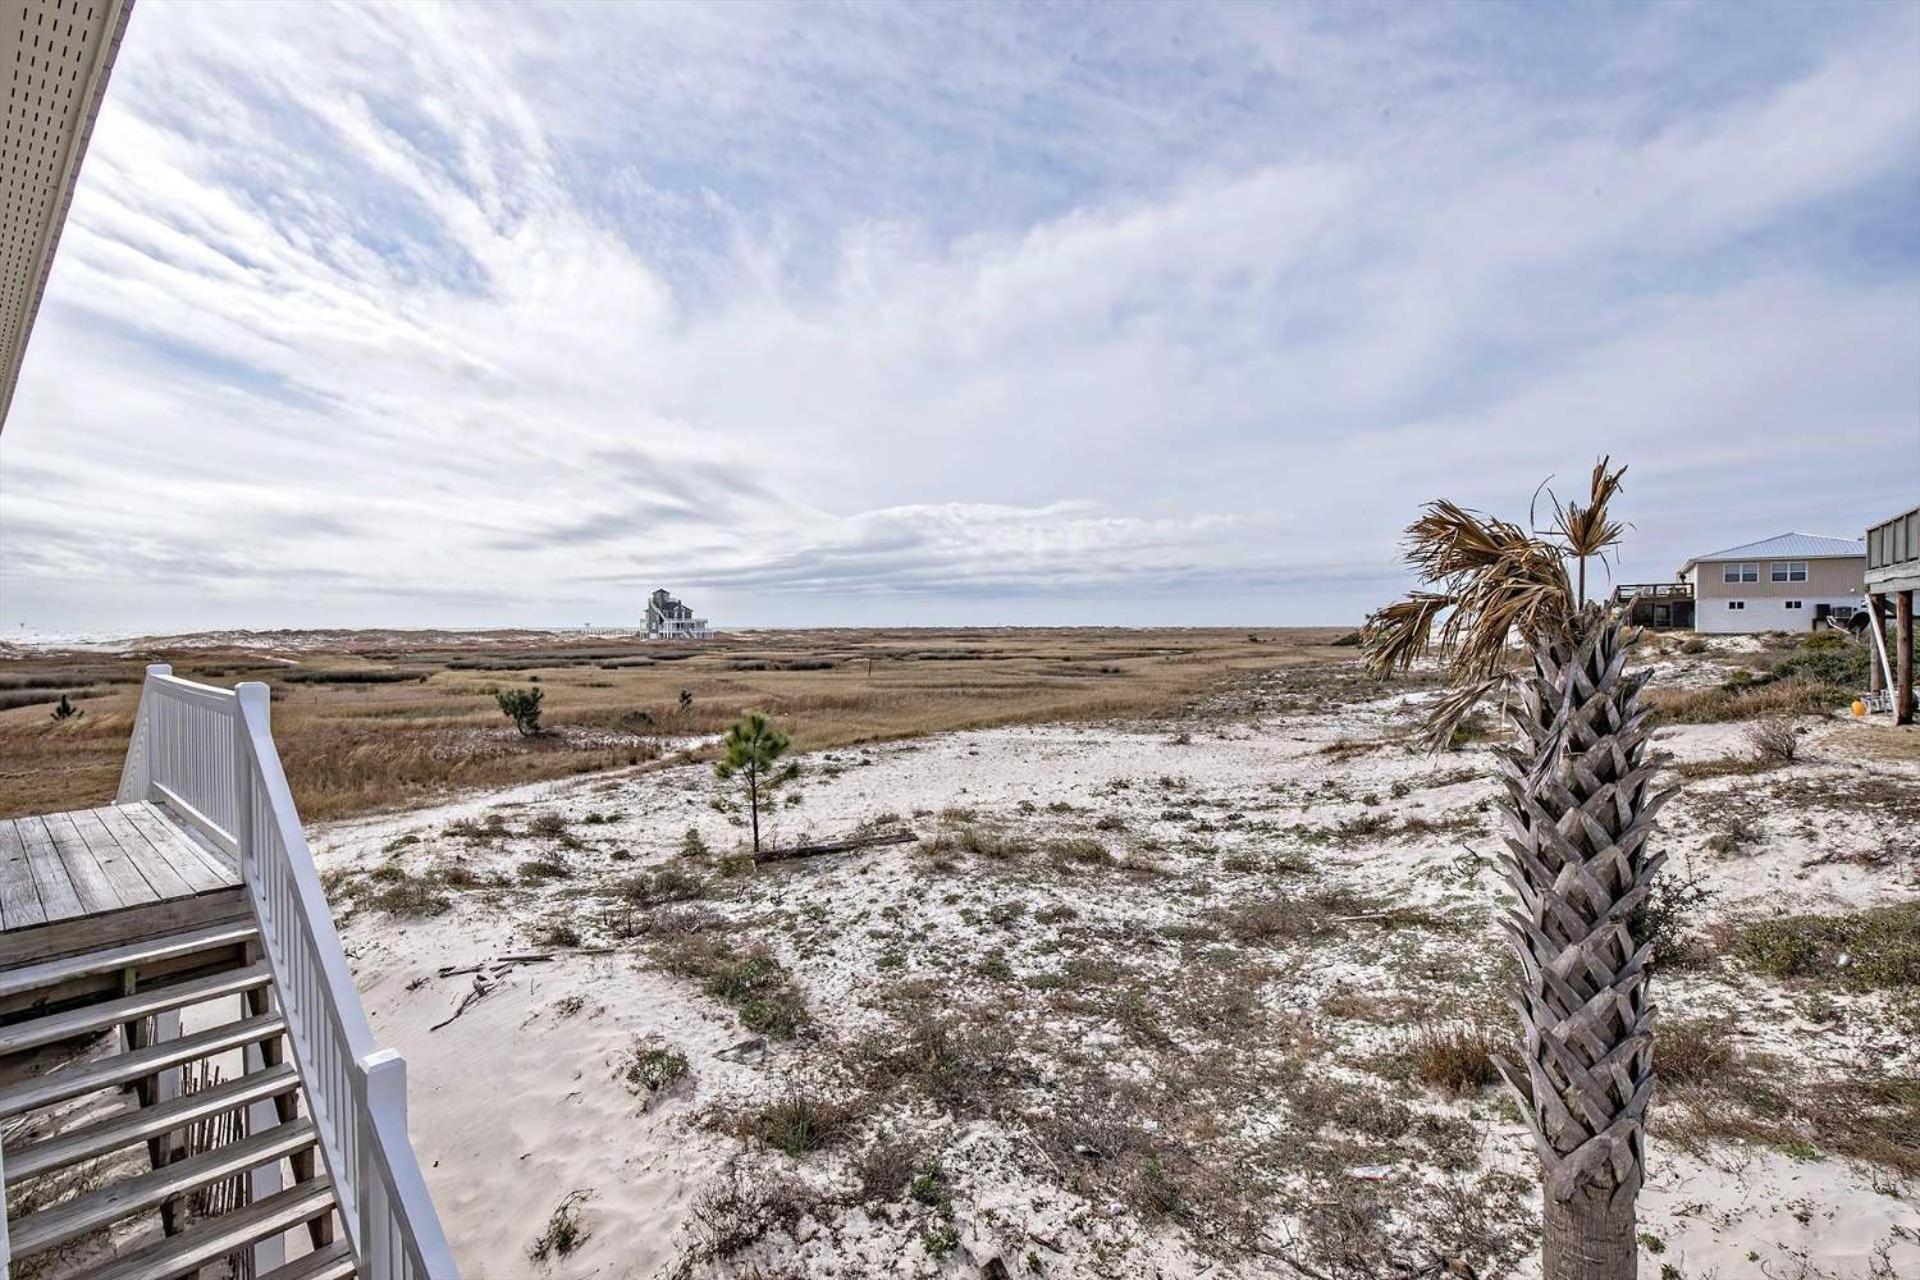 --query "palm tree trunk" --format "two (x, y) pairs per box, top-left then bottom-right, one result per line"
(1543, 1187), (1638, 1280)
(1491, 608), (1673, 1280)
